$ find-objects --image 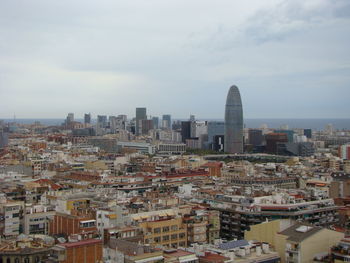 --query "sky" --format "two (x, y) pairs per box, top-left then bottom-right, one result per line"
(0, 0), (349, 119)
